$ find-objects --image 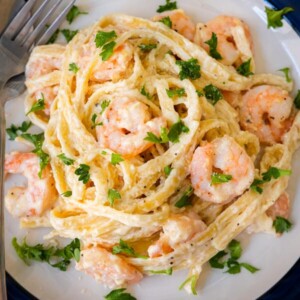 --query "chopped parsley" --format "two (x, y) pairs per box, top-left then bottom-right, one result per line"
(140, 85), (152, 100)
(159, 16), (172, 28)
(251, 167), (291, 194)
(236, 59), (254, 77)
(294, 90), (300, 109)
(6, 121), (32, 140)
(273, 216), (292, 233)
(12, 237), (80, 271)
(61, 191), (72, 197)
(209, 240), (259, 274)
(179, 275), (197, 295)
(149, 268), (173, 275)
(100, 99), (111, 114)
(104, 288), (136, 300)
(278, 67), (292, 82)
(157, 0), (177, 13)
(57, 153), (75, 166)
(66, 5), (87, 24)
(91, 113), (103, 129)
(21, 133), (50, 178)
(100, 41), (116, 61)
(69, 62), (79, 73)
(111, 153), (124, 165)
(265, 6), (294, 29)
(205, 32), (222, 60)
(164, 165), (172, 176)
(26, 94), (45, 115)
(196, 90), (204, 97)
(211, 173), (232, 184)
(203, 84), (223, 105)
(166, 88), (186, 98)
(95, 30), (117, 48)
(108, 189), (121, 206)
(47, 28), (60, 44)
(61, 29), (78, 42)
(176, 58), (201, 80)
(74, 164), (90, 184)
(175, 186), (194, 208)
(112, 239), (146, 259)
(138, 43), (157, 52)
